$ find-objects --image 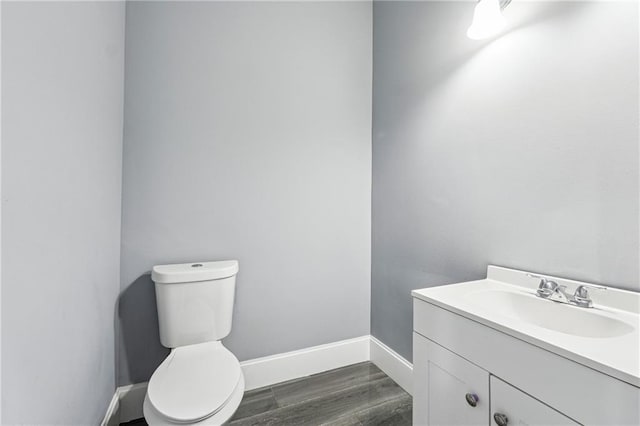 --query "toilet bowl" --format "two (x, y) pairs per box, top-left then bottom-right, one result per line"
(144, 261), (243, 425)
(143, 341), (245, 425)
